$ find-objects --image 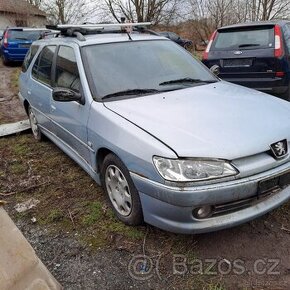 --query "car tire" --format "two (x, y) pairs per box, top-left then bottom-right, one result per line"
(28, 105), (43, 141)
(101, 153), (143, 226)
(281, 85), (290, 101)
(1, 54), (9, 66)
